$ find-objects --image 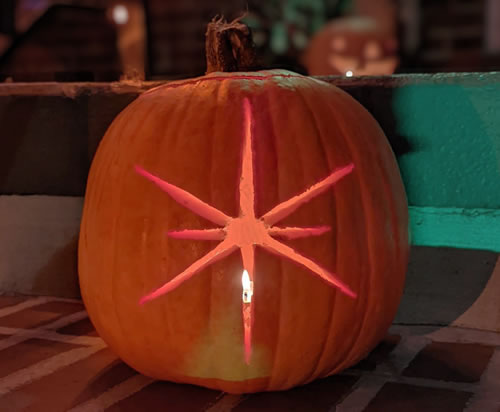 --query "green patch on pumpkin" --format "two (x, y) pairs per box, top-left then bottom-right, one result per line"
(183, 308), (271, 382)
